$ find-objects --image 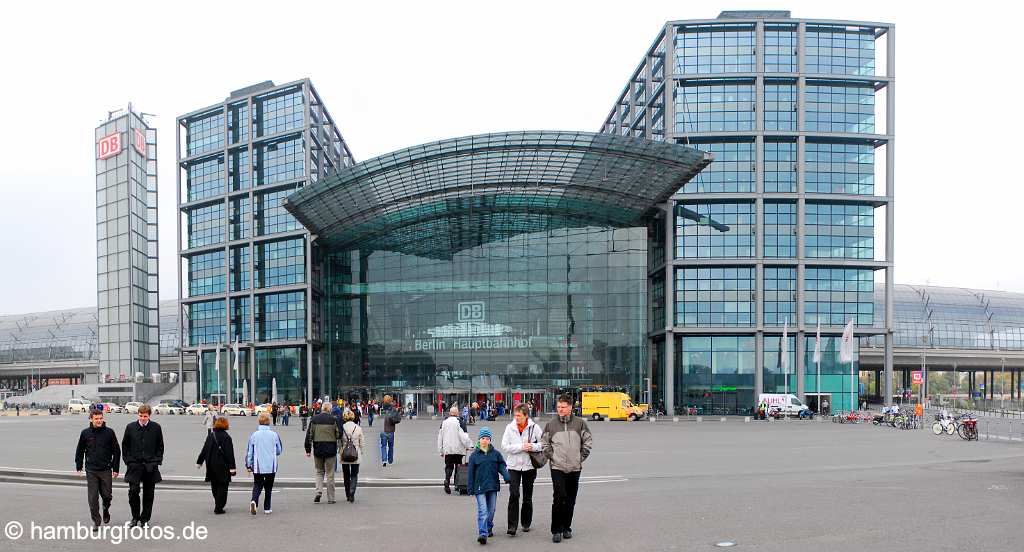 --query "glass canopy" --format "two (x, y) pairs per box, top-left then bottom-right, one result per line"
(284, 131), (712, 259)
